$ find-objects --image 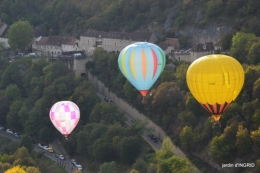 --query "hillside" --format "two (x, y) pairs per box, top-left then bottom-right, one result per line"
(1, 0), (260, 47)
